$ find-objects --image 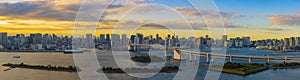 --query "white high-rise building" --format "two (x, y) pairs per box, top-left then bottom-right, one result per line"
(86, 34), (93, 47)
(111, 34), (120, 46)
(121, 34), (127, 45)
(222, 35), (228, 47)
